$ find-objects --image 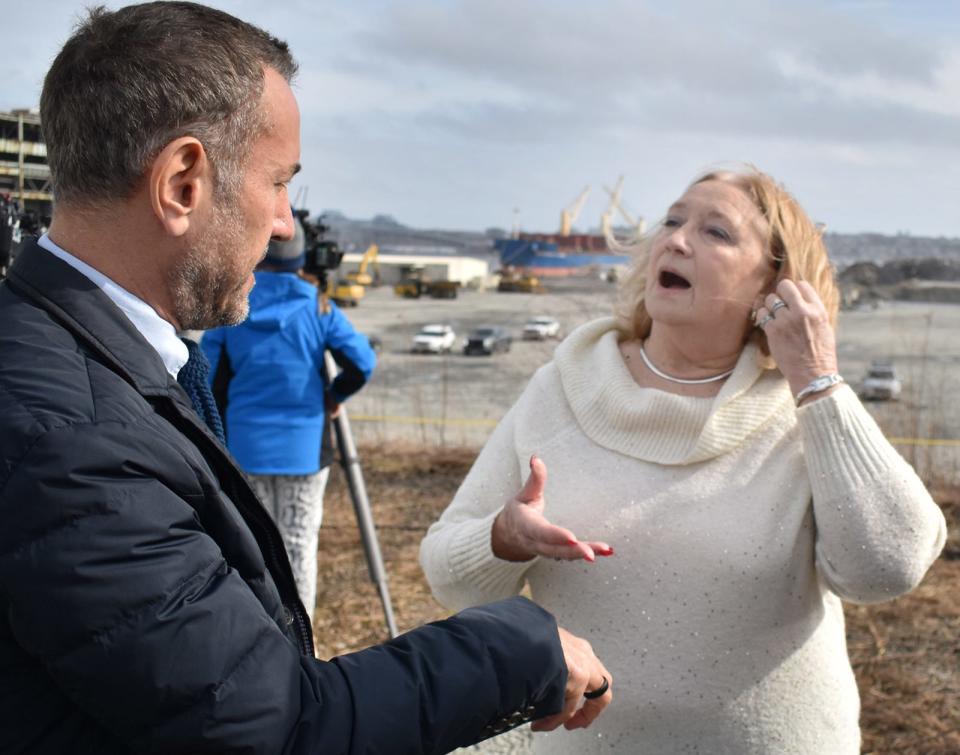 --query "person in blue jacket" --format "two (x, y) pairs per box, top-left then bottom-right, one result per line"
(202, 219), (376, 619)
